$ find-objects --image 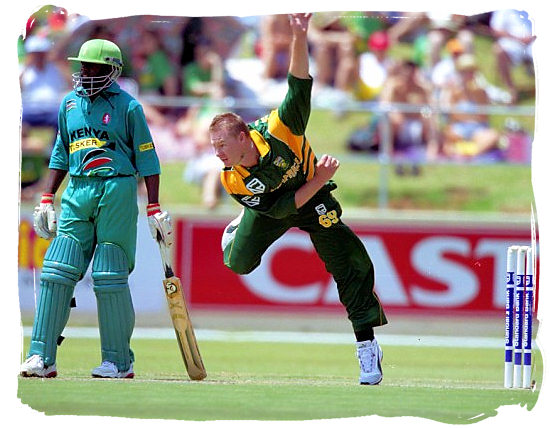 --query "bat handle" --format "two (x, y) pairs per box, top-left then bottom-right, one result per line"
(157, 238), (175, 278)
